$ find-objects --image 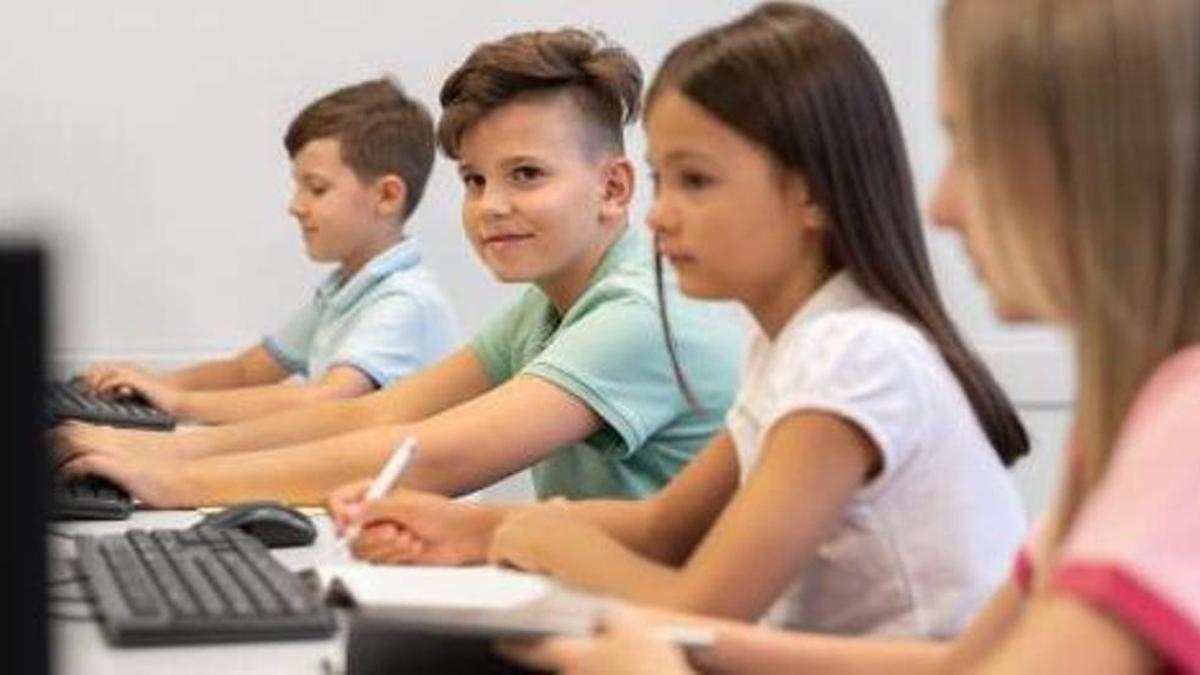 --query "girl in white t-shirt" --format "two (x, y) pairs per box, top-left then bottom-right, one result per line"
(331, 2), (1028, 638)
